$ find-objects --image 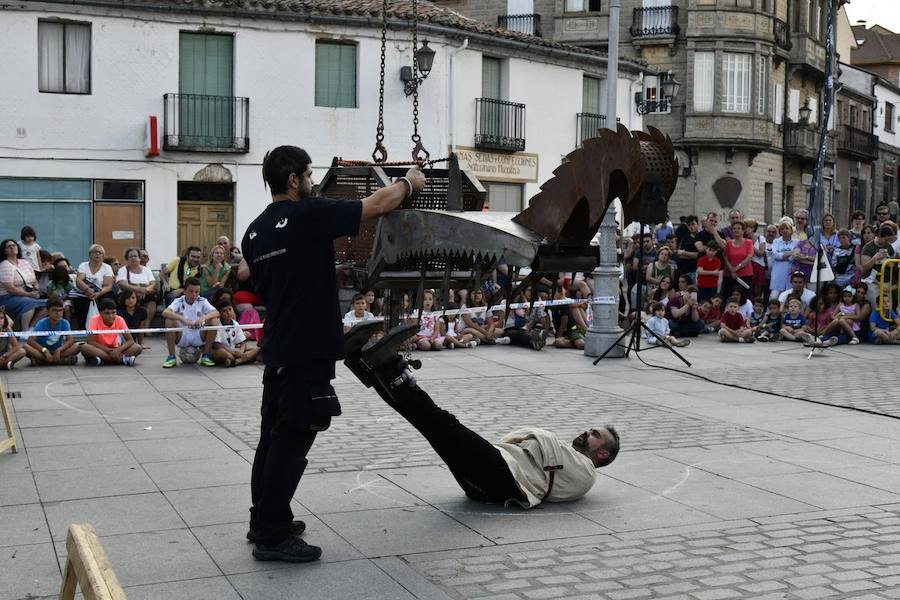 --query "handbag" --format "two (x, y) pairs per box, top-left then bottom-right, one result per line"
(16, 267), (36, 293)
(85, 300), (100, 326)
